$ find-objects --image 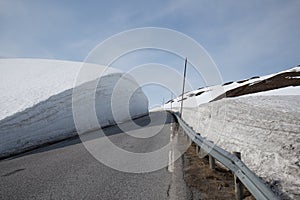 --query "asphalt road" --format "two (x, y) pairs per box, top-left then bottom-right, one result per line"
(0, 111), (190, 200)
